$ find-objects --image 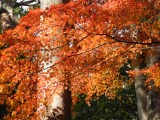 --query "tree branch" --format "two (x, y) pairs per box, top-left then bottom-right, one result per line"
(13, 0), (40, 7)
(95, 33), (160, 45)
